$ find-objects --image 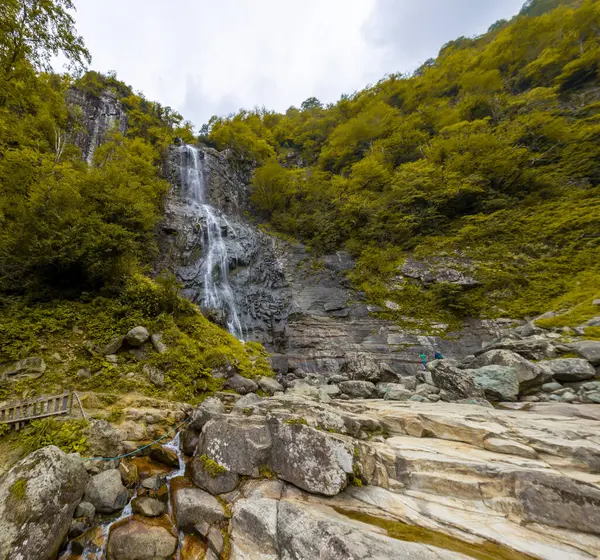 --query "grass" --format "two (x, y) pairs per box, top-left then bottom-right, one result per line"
(9, 479), (27, 500)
